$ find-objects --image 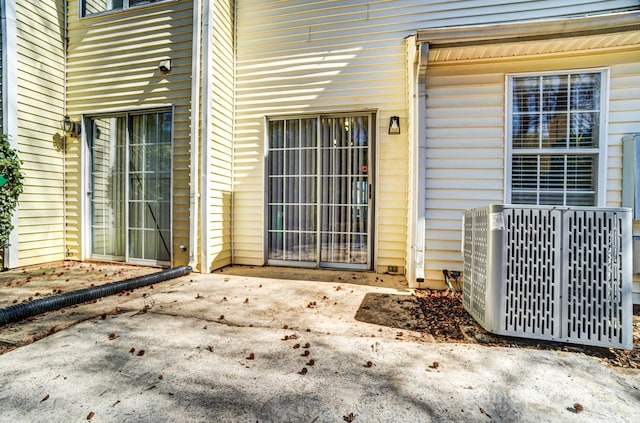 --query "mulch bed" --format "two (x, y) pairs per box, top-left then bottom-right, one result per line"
(412, 289), (640, 370)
